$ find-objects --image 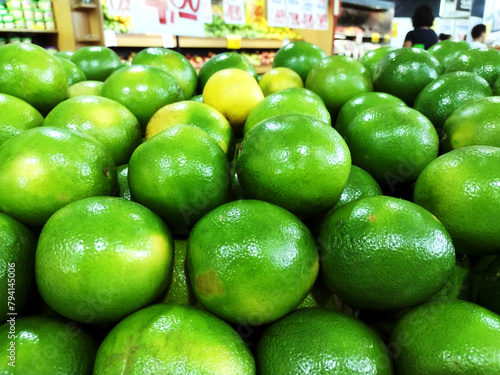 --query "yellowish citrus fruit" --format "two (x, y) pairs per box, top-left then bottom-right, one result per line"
(36, 196), (174, 324)
(258, 67), (303, 96)
(203, 68), (264, 132)
(145, 101), (234, 156)
(67, 80), (104, 98)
